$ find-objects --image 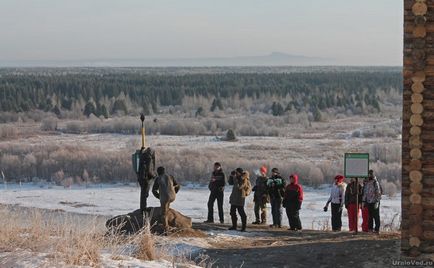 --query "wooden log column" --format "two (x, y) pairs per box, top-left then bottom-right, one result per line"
(403, 0), (434, 256)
